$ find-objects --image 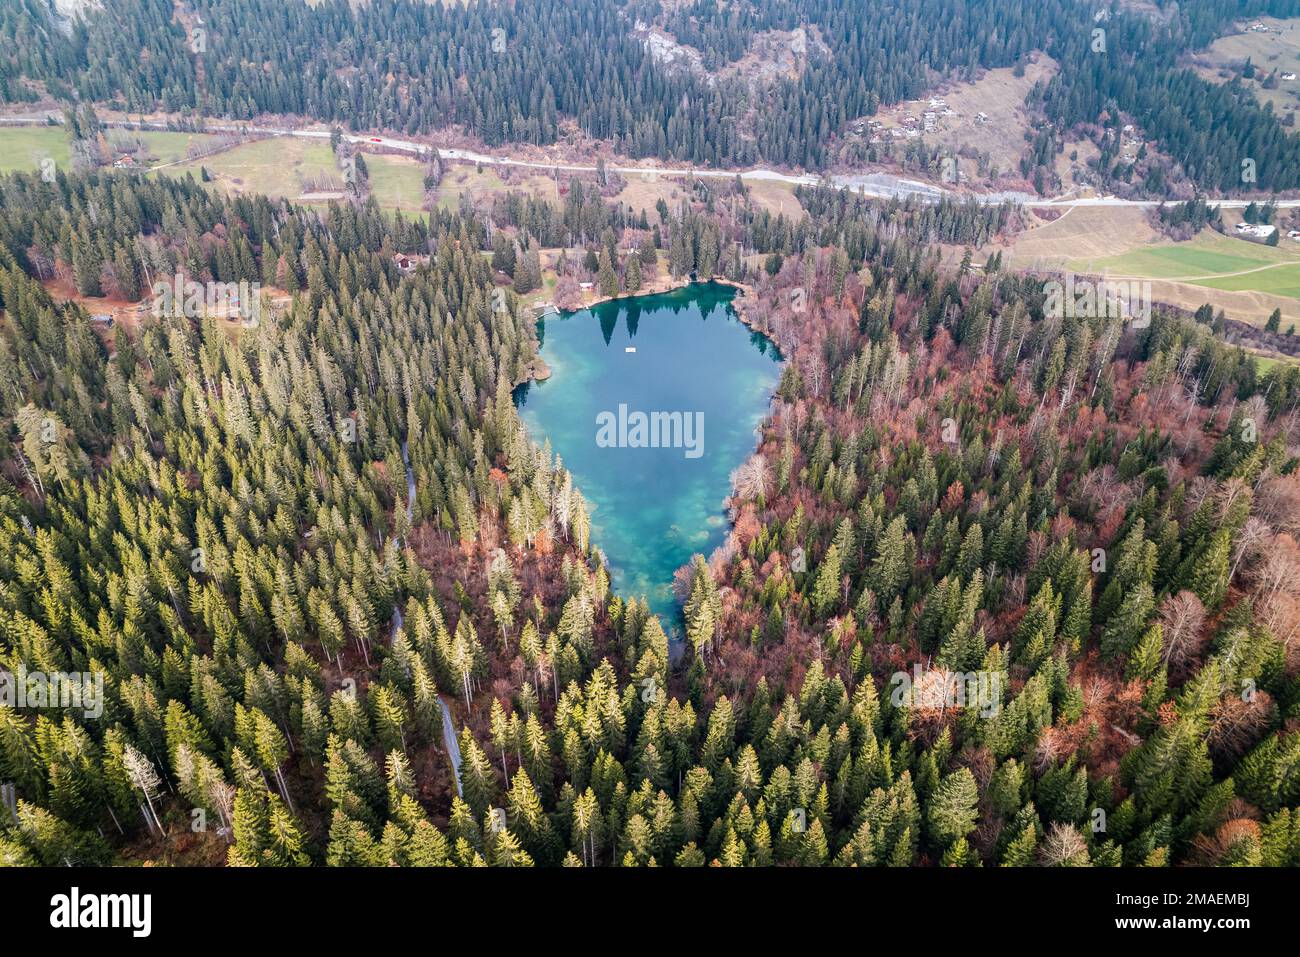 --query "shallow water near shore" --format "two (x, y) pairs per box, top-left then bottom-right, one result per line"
(514, 281), (783, 637)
